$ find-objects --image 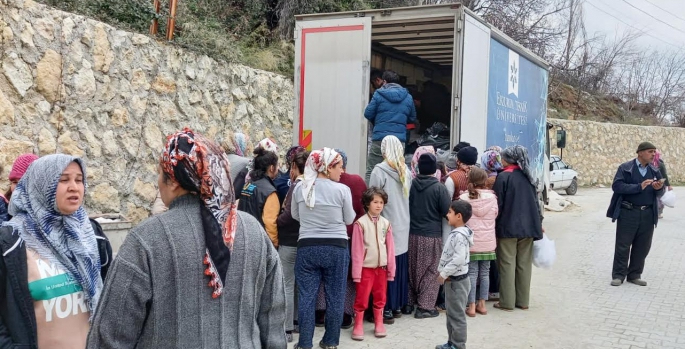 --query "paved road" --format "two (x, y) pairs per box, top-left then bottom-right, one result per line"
(295, 187), (685, 349)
